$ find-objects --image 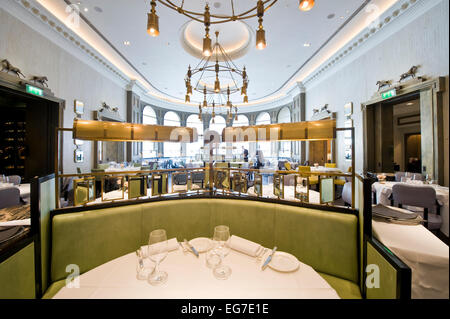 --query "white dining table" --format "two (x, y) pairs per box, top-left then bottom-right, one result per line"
(372, 212), (449, 299)
(53, 243), (339, 299)
(372, 182), (449, 236)
(311, 166), (343, 173)
(247, 184), (321, 203)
